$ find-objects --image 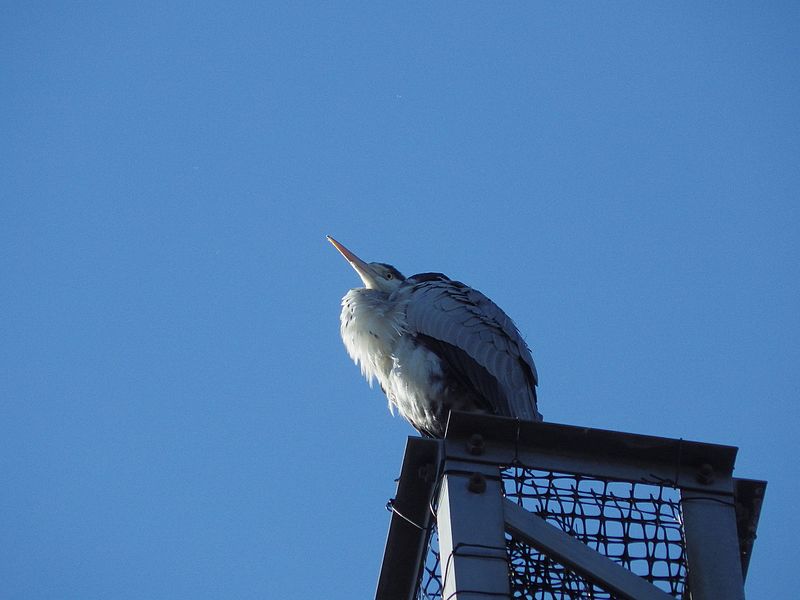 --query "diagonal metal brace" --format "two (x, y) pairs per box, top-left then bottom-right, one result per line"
(503, 499), (675, 600)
